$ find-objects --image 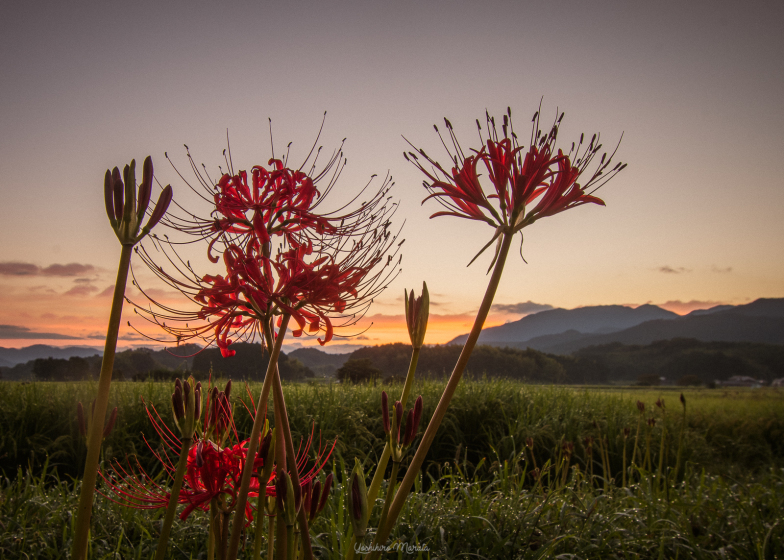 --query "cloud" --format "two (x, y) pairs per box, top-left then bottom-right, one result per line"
(64, 284), (99, 297)
(711, 265), (733, 273)
(0, 261), (95, 277)
(492, 301), (554, 315)
(0, 262), (39, 276)
(0, 324), (82, 340)
(657, 266), (690, 274)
